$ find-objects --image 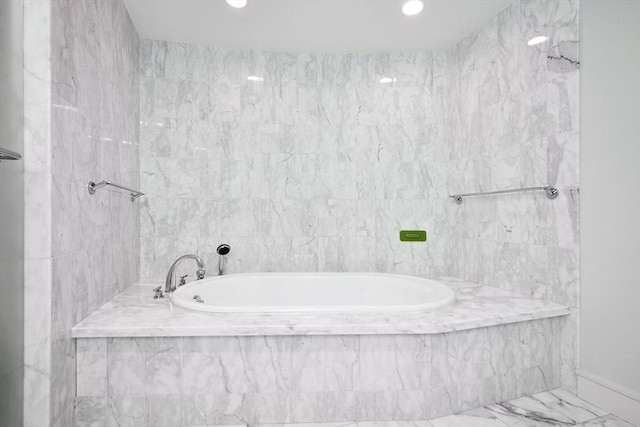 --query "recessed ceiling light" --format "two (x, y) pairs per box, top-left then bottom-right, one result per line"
(226, 0), (247, 9)
(402, 0), (424, 16)
(247, 75), (264, 82)
(527, 36), (548, 46)
(380, 77), (397, 84)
